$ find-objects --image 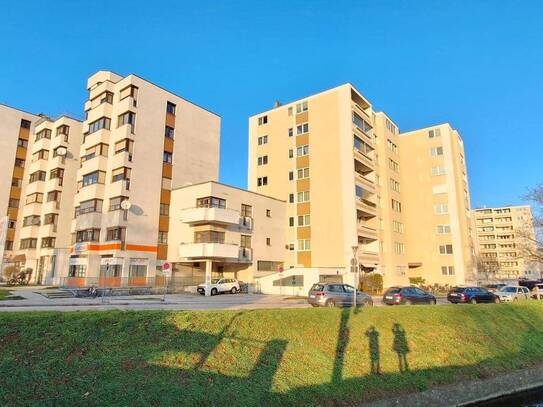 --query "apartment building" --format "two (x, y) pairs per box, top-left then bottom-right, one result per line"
(0, 104), (39, 266)
(399, 124), (475, 285)
(472, 205), (539, 281)
(168, 181), (285, 292)
(248, 84), (410, 291)
(13, 115), (83, 284)
(66, 71), (220, 286)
